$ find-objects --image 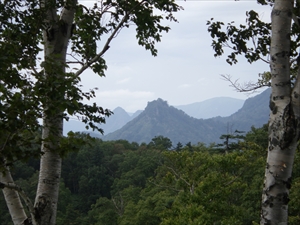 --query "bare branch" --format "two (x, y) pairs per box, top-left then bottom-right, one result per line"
(223, 175), (241, 187)
(112, 192), (124, 216)
(66, 61), (84, 65)
(148, 179), (181, 193)
(221, 74), (270, 93)
(67, 53), (84, 66)
(164, 165), (190, 186)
